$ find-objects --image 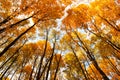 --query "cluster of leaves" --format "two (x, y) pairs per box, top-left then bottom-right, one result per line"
(0, 0), (120, 80)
